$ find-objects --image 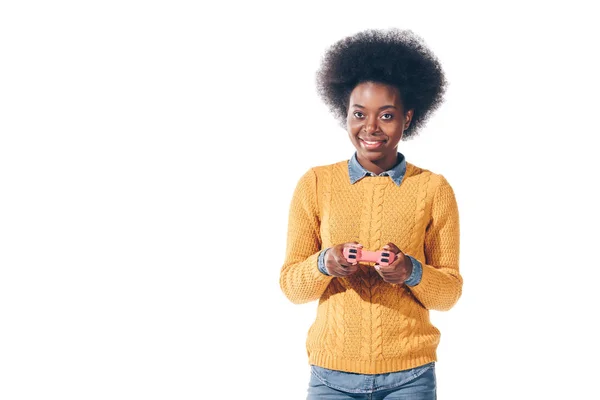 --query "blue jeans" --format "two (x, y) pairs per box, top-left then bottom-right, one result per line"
(307, 363), (436, 399)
